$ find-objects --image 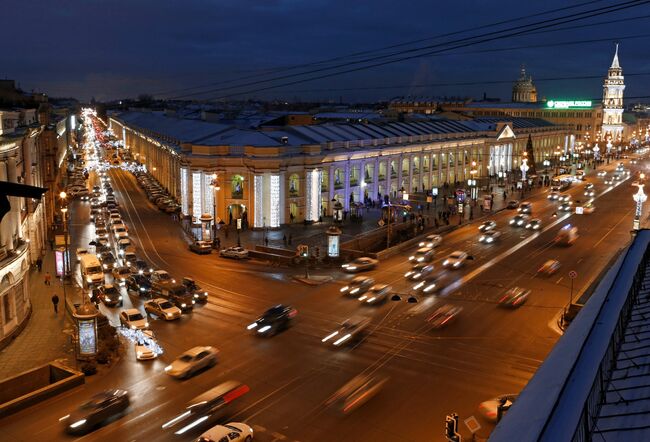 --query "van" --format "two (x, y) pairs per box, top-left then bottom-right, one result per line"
(161, 380), (250, 435)
(80, 254), (104, 287)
